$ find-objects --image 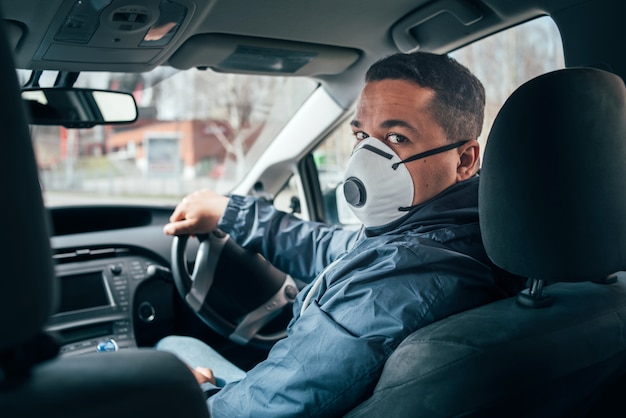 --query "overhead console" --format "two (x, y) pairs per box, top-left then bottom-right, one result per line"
(5, 0), (361, 76)
(7, 0), (209, 72)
